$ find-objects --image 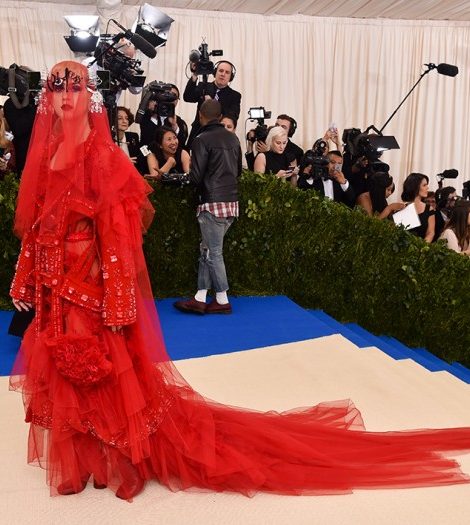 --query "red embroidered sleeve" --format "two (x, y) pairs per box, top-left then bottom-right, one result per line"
(10, 231), (36, 303)
(98, 206), (137, 327)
